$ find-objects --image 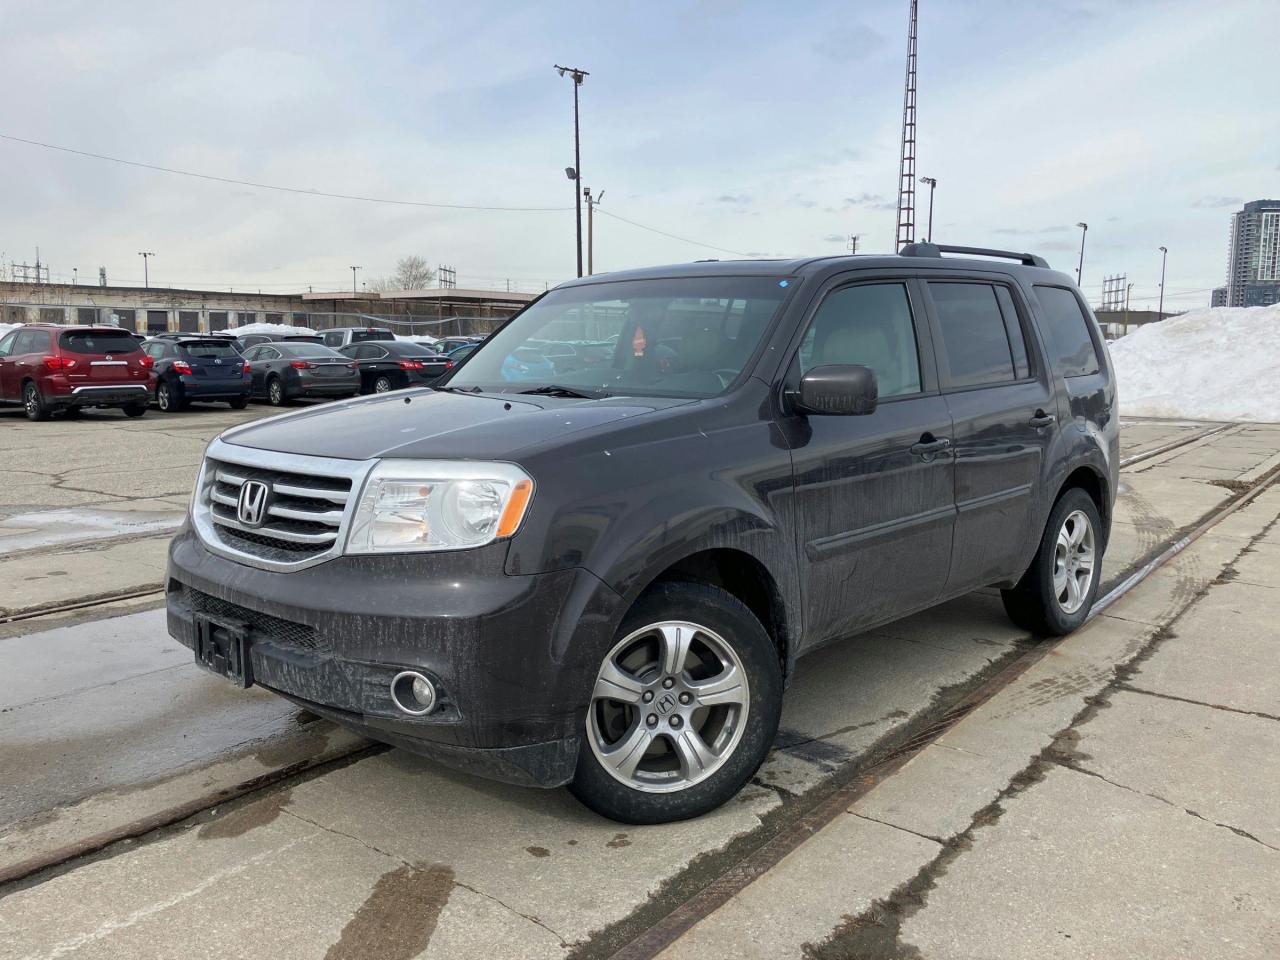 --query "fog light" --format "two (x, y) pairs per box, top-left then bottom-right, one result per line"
(390, 670), (437, 716)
